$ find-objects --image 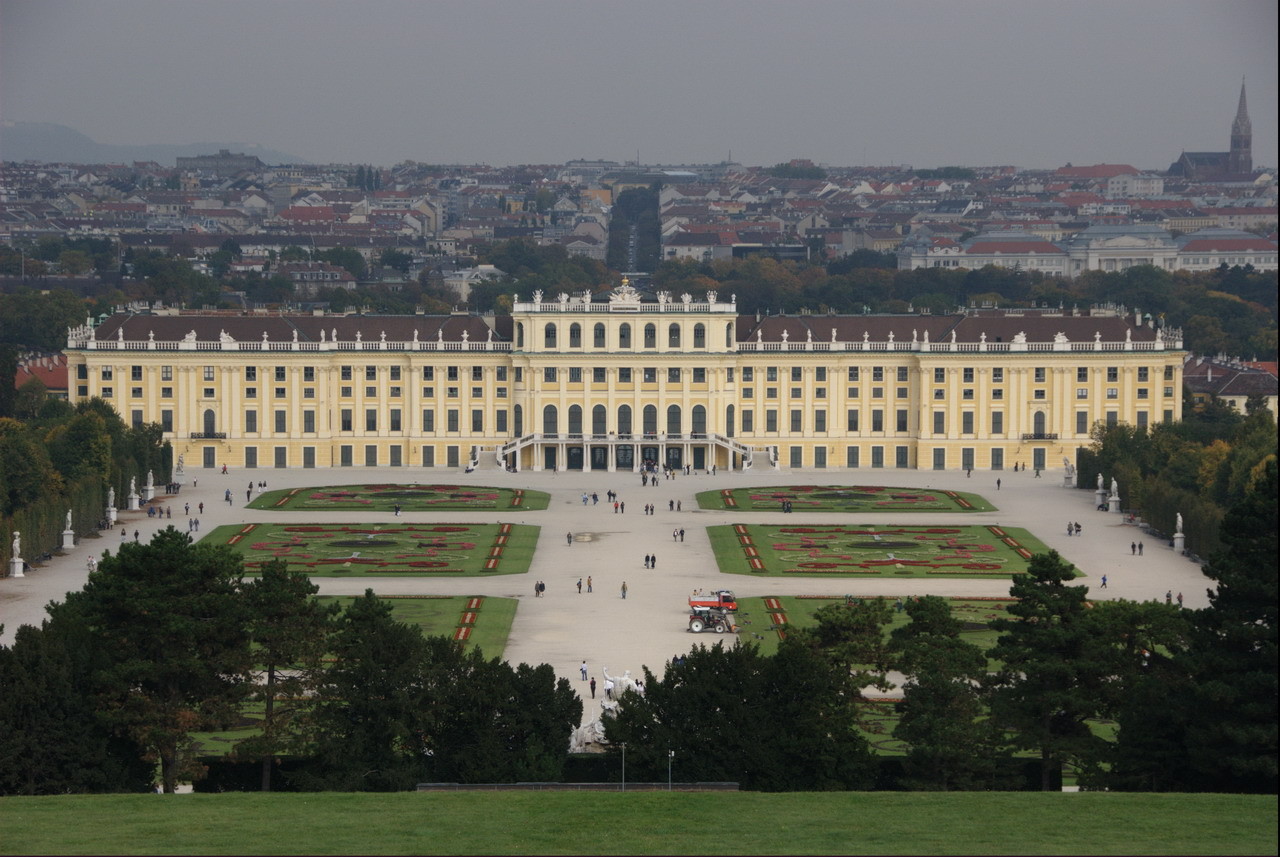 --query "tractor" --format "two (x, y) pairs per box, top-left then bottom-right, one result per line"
(688, 606), (737, 634)
(689, 588), (737, 612)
